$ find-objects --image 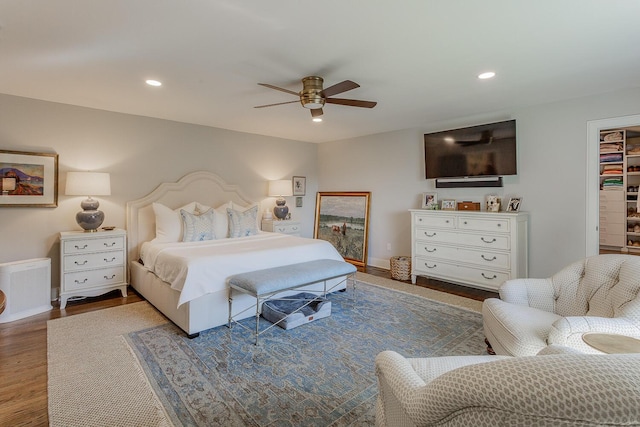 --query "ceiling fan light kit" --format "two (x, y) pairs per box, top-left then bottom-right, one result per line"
(256, 75), (377, 118)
